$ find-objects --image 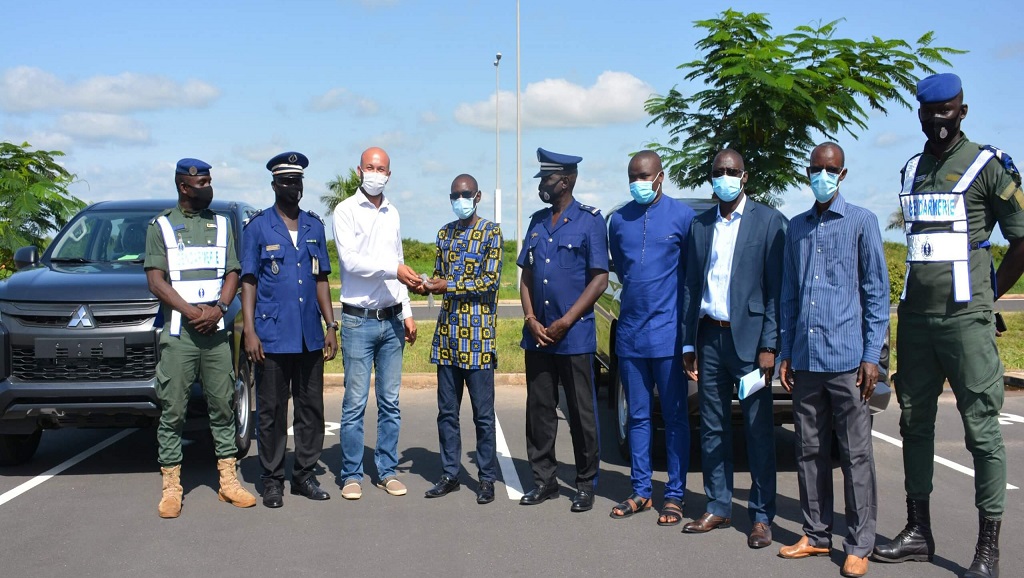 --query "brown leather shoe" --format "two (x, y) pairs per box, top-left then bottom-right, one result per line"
(841, 554), (868, 577)
(682, 512), (731, 534)
(778, 536), (831, 559)
(748, 522), (773, 549)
